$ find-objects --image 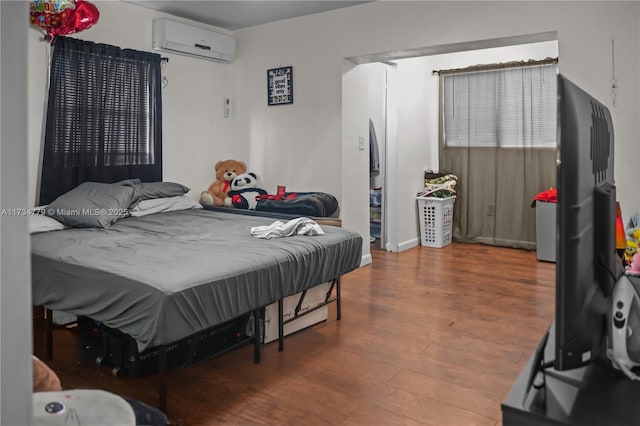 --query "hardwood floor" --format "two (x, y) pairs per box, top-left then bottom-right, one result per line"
(33, 242), (556, 425)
